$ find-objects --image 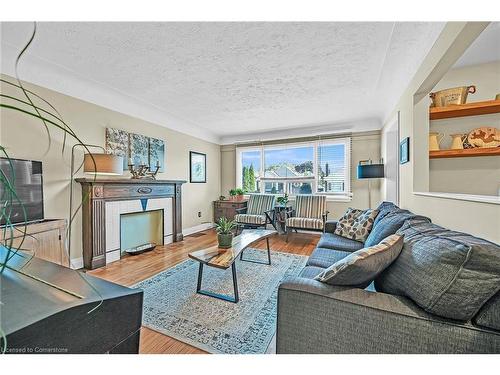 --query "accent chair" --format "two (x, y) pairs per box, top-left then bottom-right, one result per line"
(234, 194), (276, 234)
(286, 194), (328, 241)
